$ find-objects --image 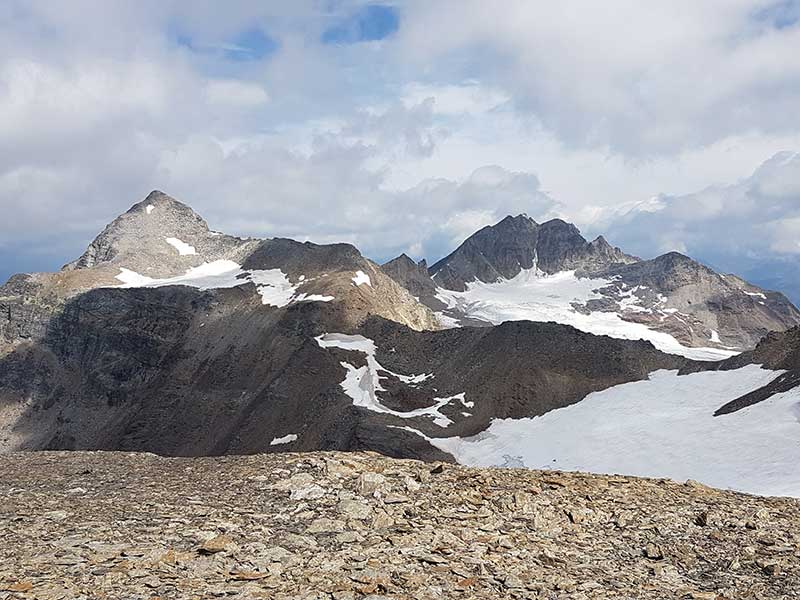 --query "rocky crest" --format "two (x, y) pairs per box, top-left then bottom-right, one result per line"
(0, 192), (439, 357)
(380, 254), (443, 310)
(0, 450), (797, 599)
(429, 215), (637, 291)
(417, 214), (800, 351)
